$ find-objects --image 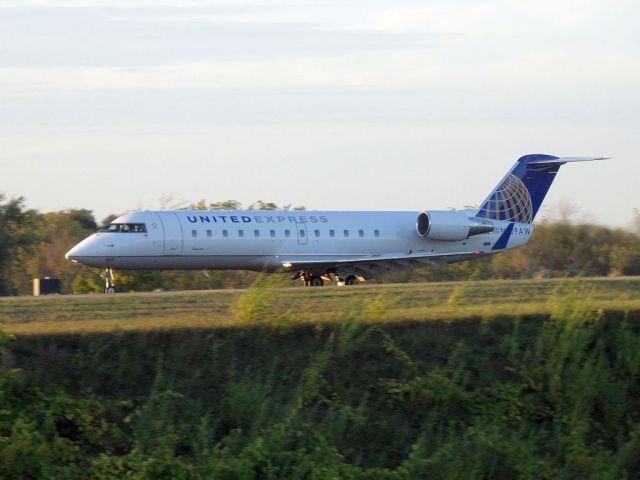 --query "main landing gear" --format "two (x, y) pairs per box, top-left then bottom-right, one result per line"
(102, 268), (116, 294)
(344, 275), (357, 286)
(294, 272), (325, 287)
(294, 272), (362, 287)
